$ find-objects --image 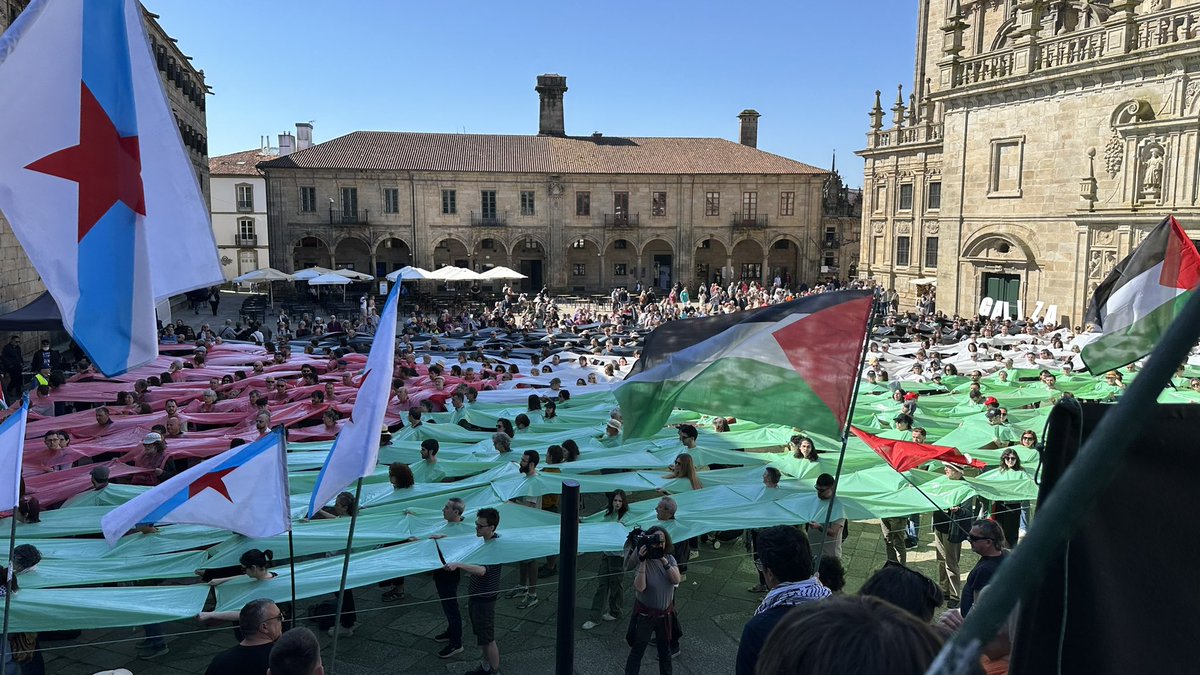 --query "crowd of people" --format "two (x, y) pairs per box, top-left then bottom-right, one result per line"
(3, 276), (1188, 675)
